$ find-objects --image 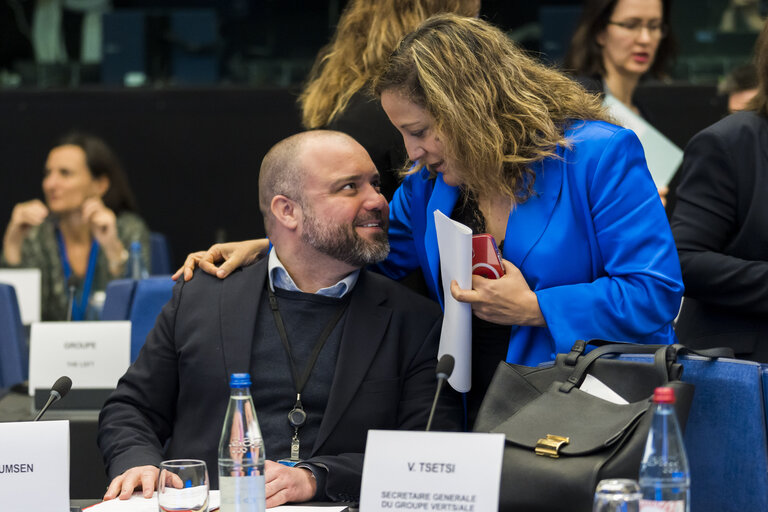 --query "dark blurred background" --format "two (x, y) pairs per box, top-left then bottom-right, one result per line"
(0, 0), (761, 264)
